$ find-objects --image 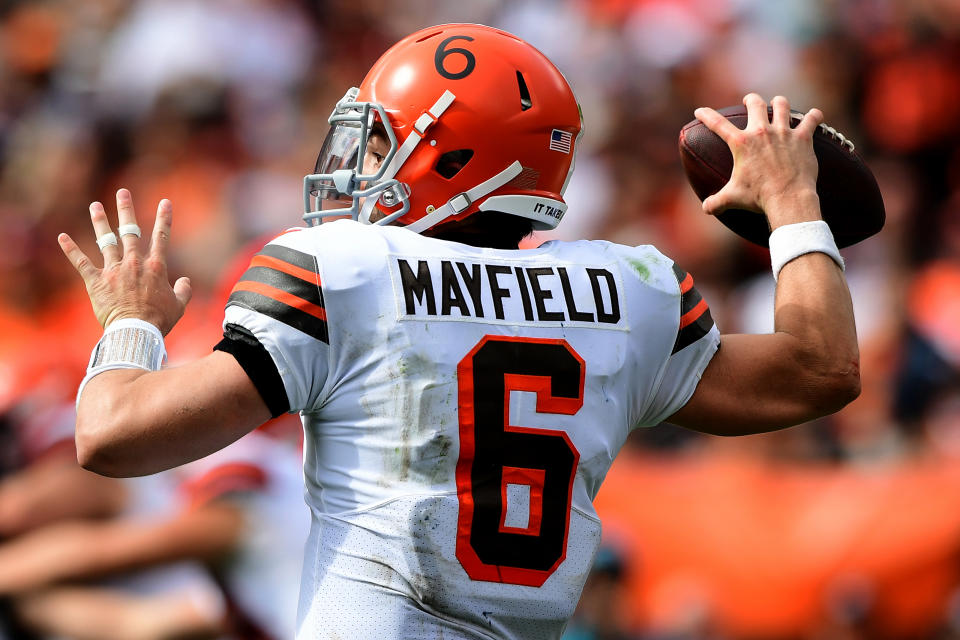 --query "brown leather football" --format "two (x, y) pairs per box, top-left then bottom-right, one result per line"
(678, 105), (885, 248)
